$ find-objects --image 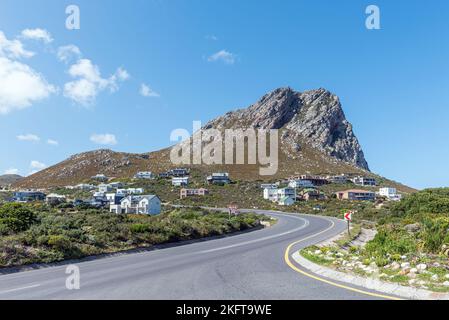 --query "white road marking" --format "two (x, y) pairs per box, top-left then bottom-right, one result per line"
(0, 283), (41, 295)
(198, 216), (309, 253)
